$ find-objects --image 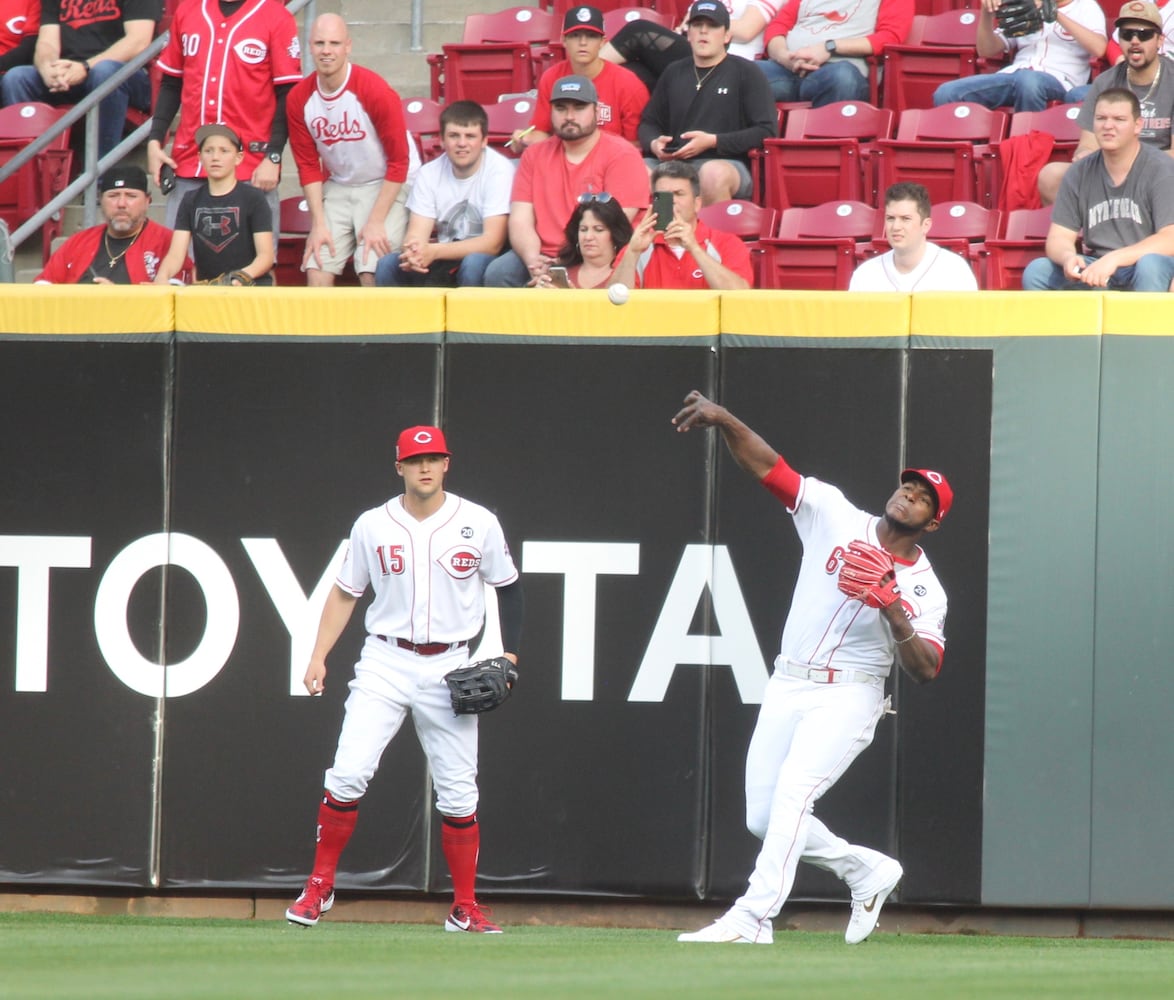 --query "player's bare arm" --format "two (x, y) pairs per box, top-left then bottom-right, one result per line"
(881, 602), (939, 684)
(672, 391), (780, 480)
(303, 585), (360, 695)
